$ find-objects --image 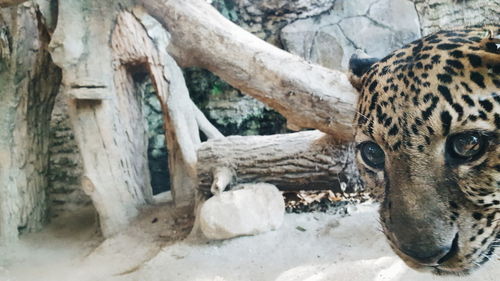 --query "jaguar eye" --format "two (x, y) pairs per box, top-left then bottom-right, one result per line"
(446, 131), (489, 163)
(359, 142), (385, 169)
